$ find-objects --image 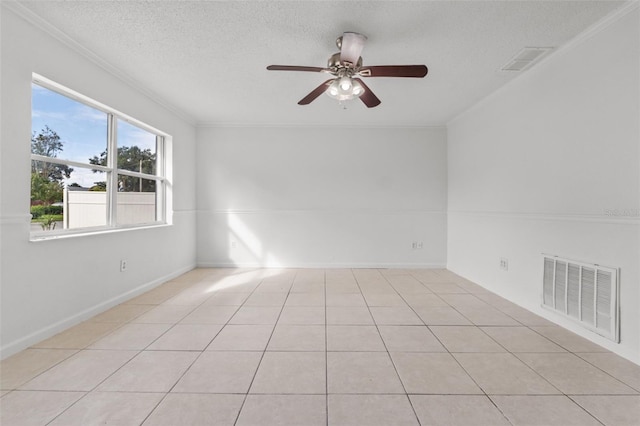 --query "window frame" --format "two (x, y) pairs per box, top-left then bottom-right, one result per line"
(30, 74), (170, 240)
